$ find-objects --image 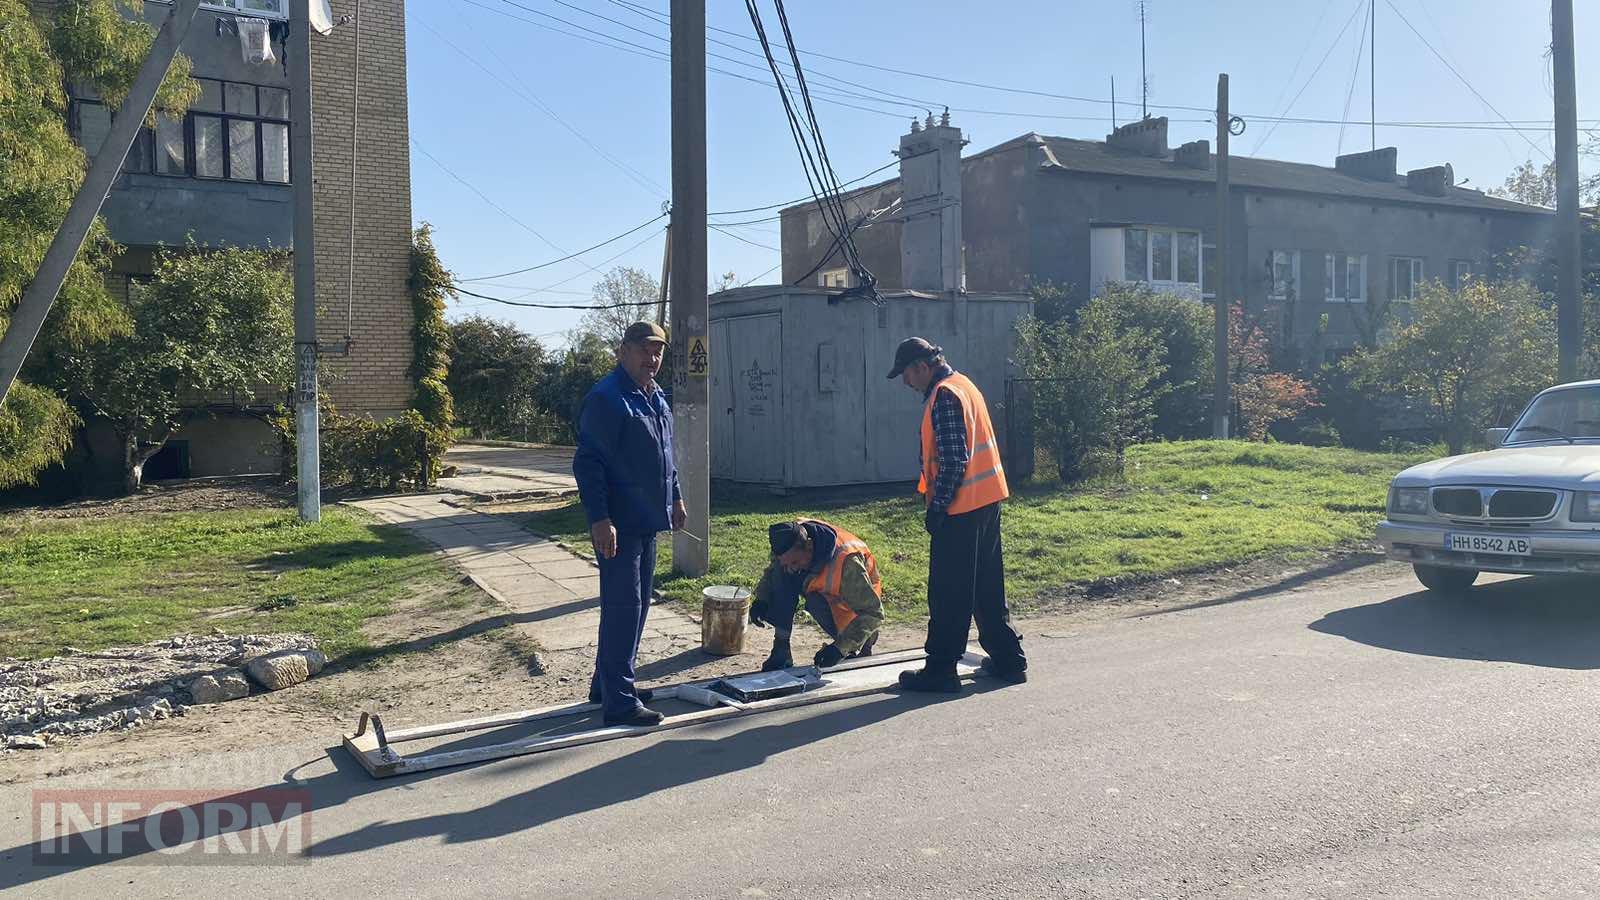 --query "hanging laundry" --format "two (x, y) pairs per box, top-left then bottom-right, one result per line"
(236, 16), (275, 66)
